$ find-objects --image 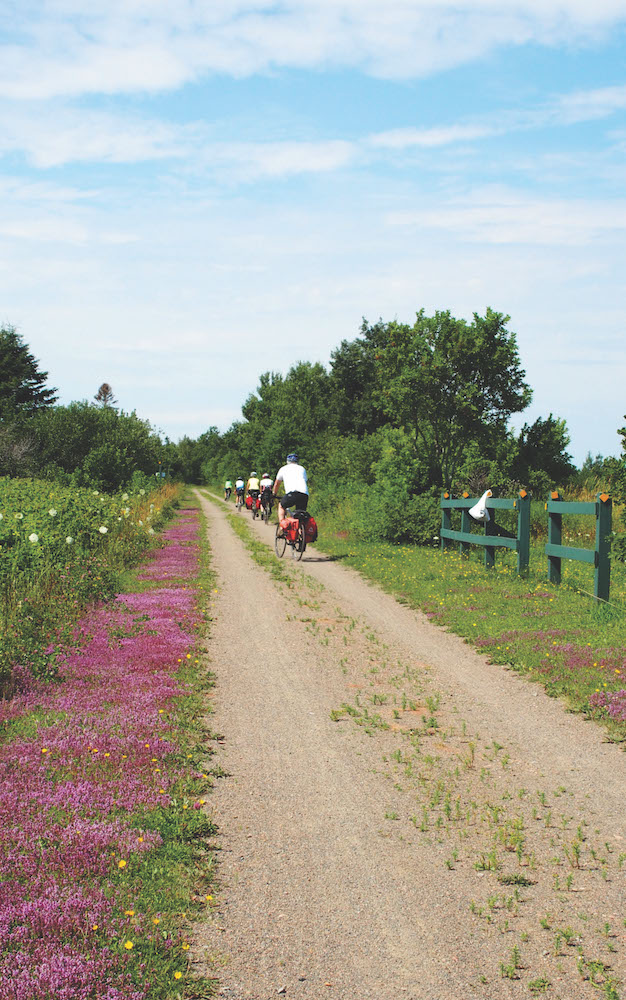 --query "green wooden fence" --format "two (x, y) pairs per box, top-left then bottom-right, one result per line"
(545, 491), (612, 602)
(440, 491), (530, 574)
